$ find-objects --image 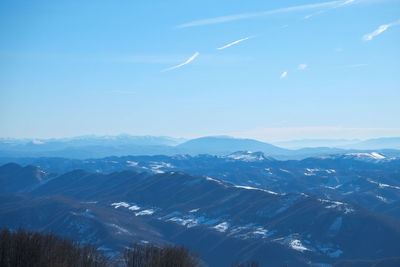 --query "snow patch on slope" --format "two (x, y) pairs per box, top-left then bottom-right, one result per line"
(318, 199), (354, 214)
(225, 151), (268, 162)
(345, 152), (385, 160)
(135, 209), (155, 216)
(368, 179), (400, 190)
(111, 202), (130, 208)
(234, 185), (279, 195)
(213, 222), (229, 232)
(289, 239), (310, 252)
